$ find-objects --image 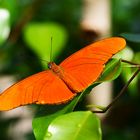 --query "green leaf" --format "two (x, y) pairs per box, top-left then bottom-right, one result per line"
(23, 22), (68, 68)
(0, 8), (10, 45)
(121, 33), (140, 43)
(44, 111), (101, 140)
(32, 95), (81, 140)
(81, 82), (100, 95)
(98, 58), (122, 82)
